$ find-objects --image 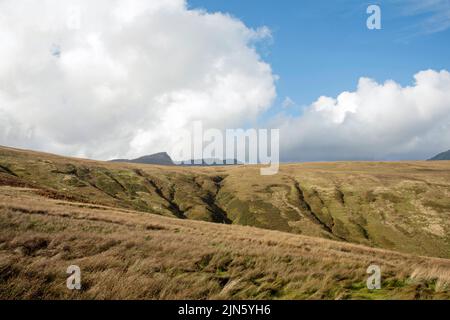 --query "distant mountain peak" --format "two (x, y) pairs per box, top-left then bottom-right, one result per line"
(110, 152), (174, 166)
(428, 150), (450, 161)
(174, 158), (243, 167)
